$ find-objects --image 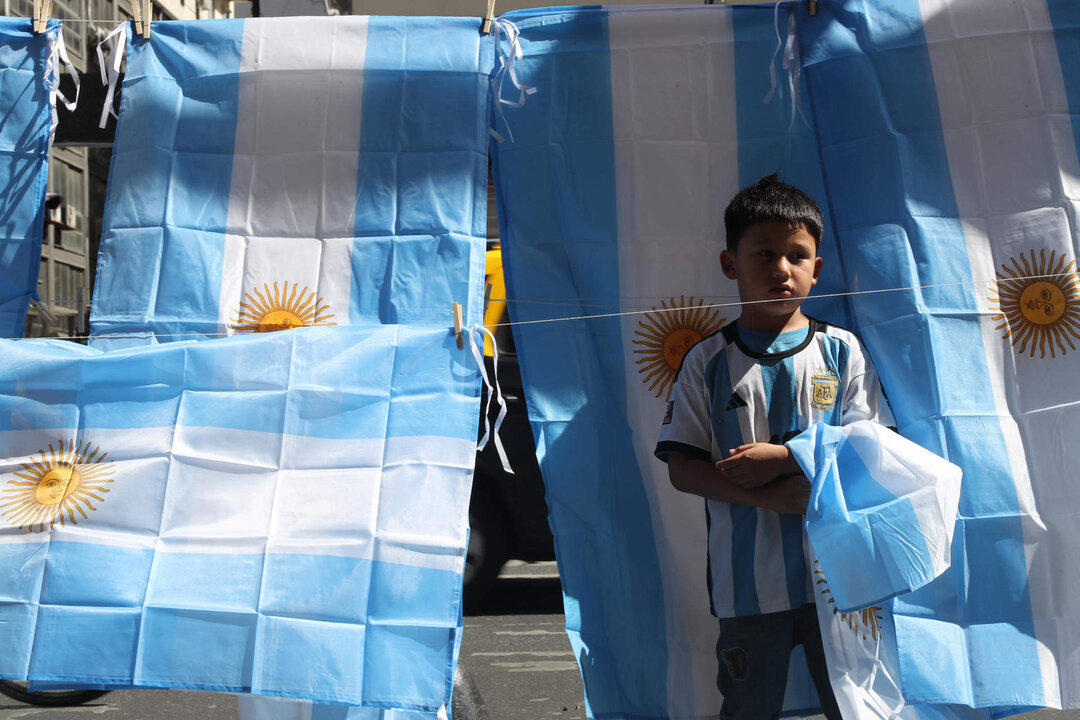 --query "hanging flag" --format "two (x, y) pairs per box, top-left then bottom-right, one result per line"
(496, 0), (1080, 716)
(798, 0), (1080, 710)
(492, 6), (842, 718)
(0, 18), (61, 339)
(90, 17), (492, 345)
(0, 325), (480, 713)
